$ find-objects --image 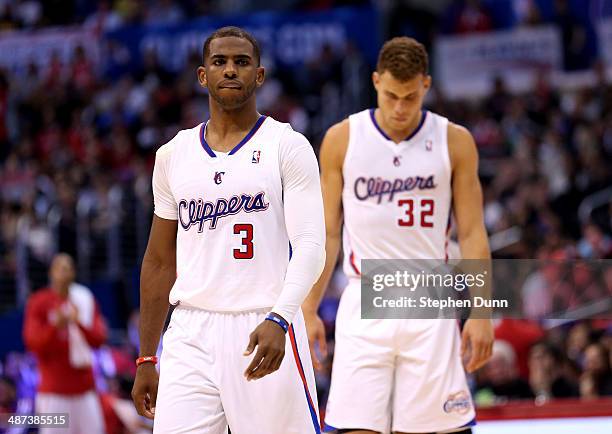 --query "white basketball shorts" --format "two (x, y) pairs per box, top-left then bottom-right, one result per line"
(153, 306), (321, 434)
(36, 390), (105, 434)
(324, 281), (475, 433)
